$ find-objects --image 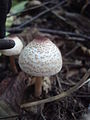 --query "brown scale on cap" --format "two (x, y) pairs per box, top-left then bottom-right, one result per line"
(34, 36), (49, 43)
